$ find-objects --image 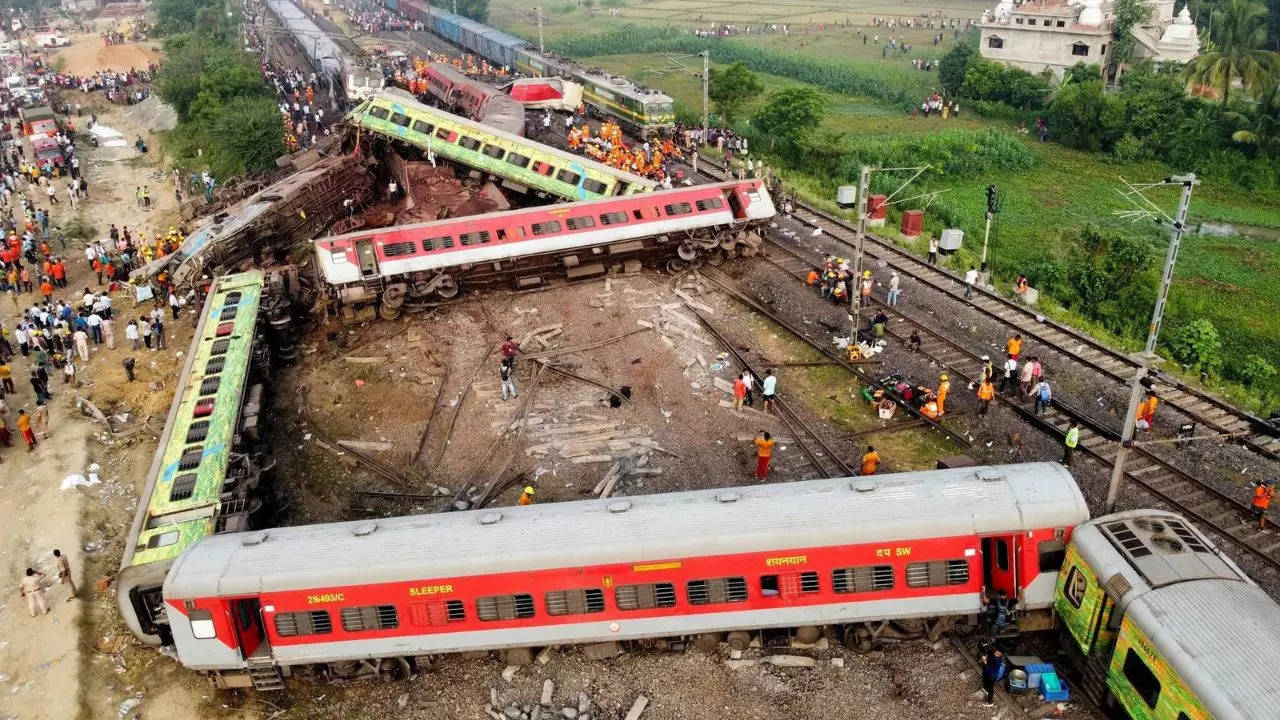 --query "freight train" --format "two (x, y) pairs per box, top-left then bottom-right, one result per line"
(118, 272), (275, 646)
(393, 1), (674, 136)
(265, 0), (382, 104)
(162, 463), (1091, 689)
(314, 179), (774, 313)
(349, 88), (655, 202)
